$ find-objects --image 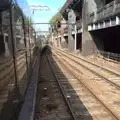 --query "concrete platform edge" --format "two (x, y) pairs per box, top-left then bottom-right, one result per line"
(18, 53), (40, 120)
